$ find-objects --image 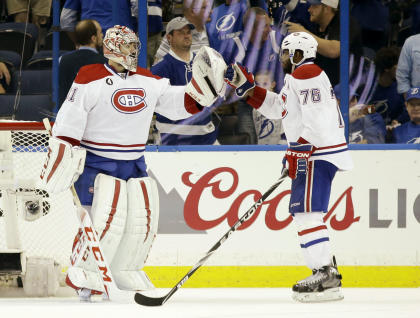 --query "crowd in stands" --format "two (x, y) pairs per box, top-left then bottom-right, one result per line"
(0, 0), (419, 144)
